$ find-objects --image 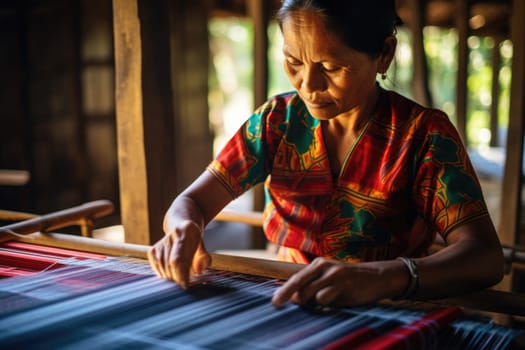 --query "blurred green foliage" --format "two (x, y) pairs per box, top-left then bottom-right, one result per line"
(209, 19), (513, 150)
